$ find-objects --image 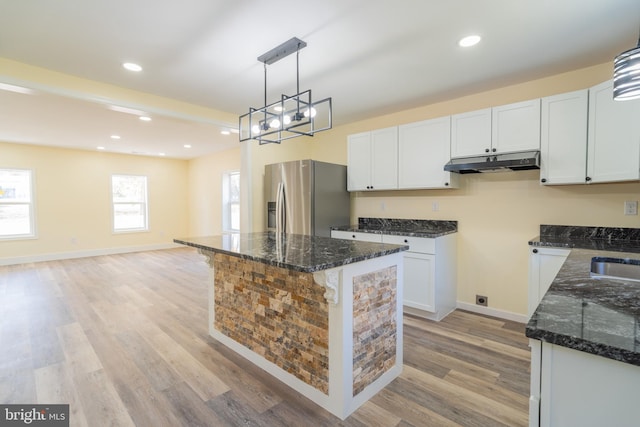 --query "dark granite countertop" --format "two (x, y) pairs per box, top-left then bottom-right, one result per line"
(526, 225), (640, 366)
(174, 232), (408, 273)
(332, 217), (458, 238)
